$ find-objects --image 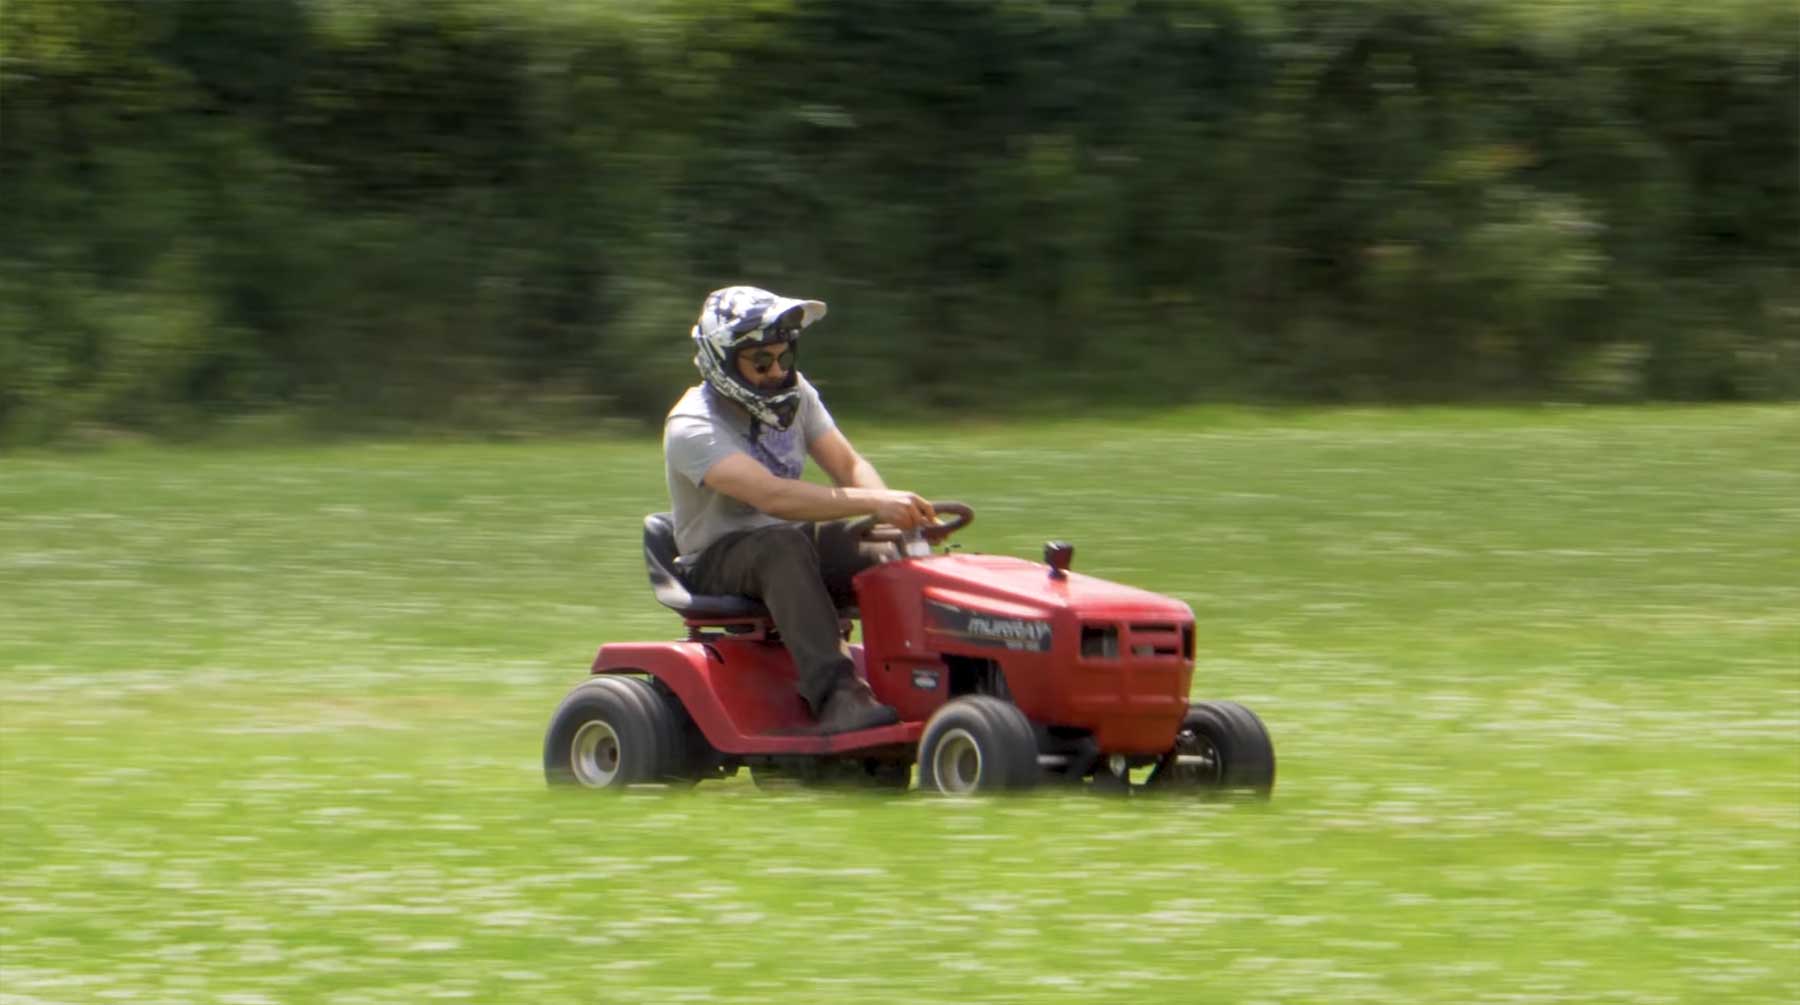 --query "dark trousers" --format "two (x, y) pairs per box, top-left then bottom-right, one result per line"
(682, 521), (892, 713)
